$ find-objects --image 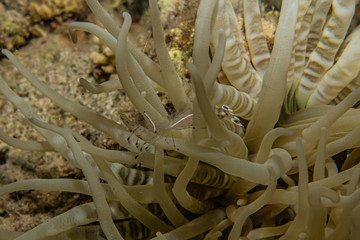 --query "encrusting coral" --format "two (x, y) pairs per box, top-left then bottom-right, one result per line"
(1, 0), (360, 239)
